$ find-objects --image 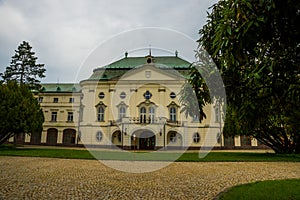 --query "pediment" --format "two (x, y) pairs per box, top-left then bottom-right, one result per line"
(118, 64), (184, 81)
